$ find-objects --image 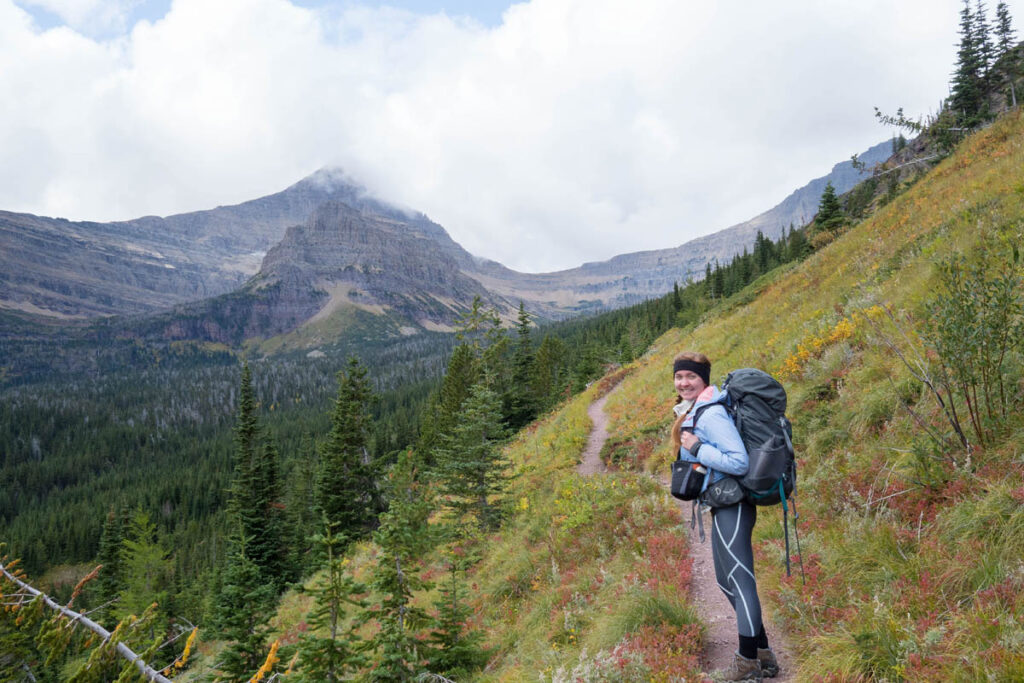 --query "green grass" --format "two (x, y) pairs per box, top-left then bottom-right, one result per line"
(213, 109), (1024, 681)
